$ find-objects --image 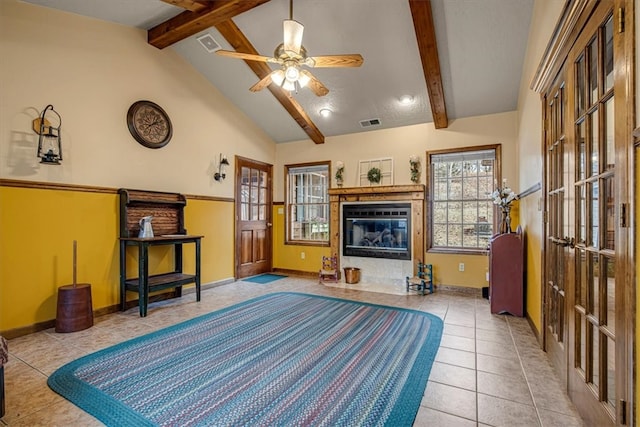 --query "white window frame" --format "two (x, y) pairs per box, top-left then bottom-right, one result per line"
(285, 162), (330, 245)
